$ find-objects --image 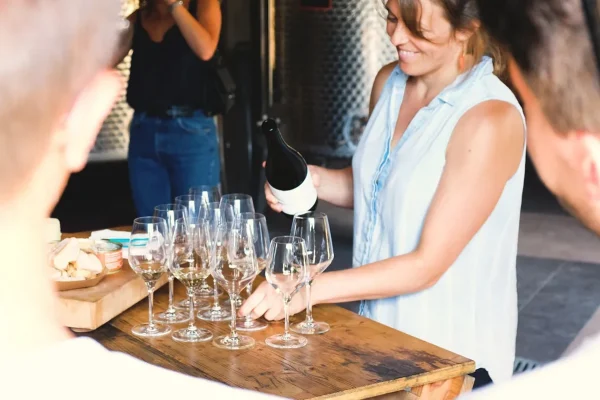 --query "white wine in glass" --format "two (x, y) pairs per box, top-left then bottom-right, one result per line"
(211, 222), (258, 350)
(170, 218), (213, 343)
(129, 217), (172, 338)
